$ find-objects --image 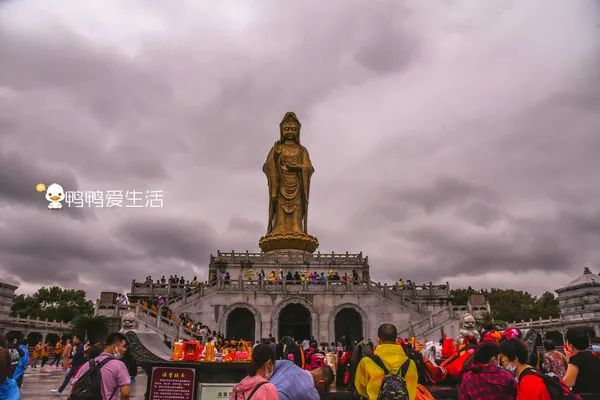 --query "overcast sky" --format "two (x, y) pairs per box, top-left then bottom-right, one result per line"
(1, 0), (599, 300)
